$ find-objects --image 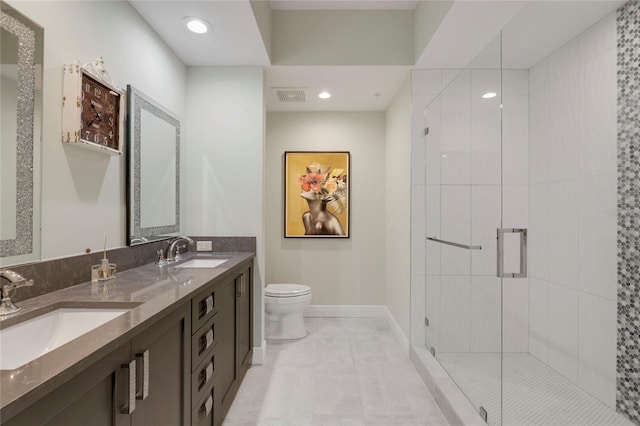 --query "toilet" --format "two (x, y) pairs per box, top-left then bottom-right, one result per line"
(264, 283), (312, 340)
